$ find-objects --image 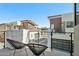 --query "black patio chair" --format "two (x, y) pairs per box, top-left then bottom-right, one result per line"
(7, 39), (28, 56)
(27, 43), (48, 56)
